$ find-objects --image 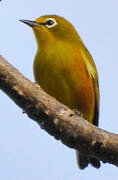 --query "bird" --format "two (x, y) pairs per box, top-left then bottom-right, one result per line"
(20, 15), (100, 169)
